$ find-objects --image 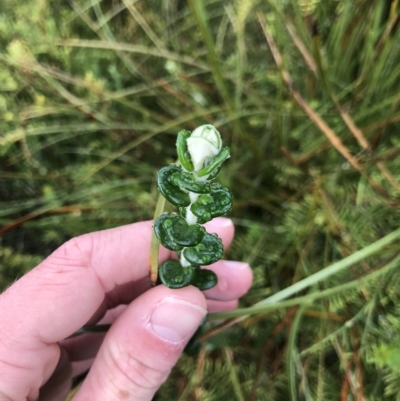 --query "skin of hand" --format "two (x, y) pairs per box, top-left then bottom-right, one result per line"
(0, 217), (252, 401)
